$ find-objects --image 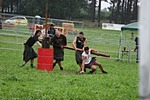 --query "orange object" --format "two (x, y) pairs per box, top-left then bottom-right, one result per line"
(37, 48), (53, 71)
